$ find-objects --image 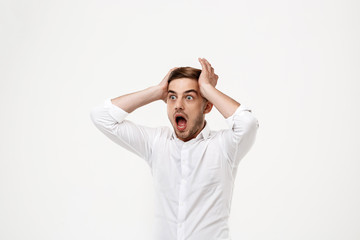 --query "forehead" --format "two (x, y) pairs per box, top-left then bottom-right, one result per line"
(168, 78), (199, 92)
